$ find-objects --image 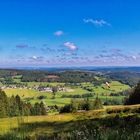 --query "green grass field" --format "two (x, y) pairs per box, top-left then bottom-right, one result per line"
(0, 104), (140, 137)
(3, 80), (131, 106)
(82, 81), (130, 94)
(26, 82), (65, 87)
